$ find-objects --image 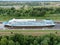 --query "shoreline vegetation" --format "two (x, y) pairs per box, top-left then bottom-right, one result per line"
(0, 30), (60, 36)
(0, 1), (60, 45)
(0, 1), (60, 21)
(0, 31), (59, 45)
(0, 7), (60, 21)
